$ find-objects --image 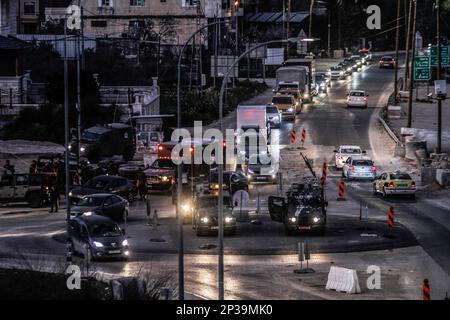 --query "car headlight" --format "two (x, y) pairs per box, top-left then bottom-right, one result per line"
(313, 216), (321, 223)
(304, 94), (309, 99)
(271, 174), (276, 179)
(200, 217), (209, 223)
(289, 217), (297, 223)
(80, 147), (86, 153)
(339, 71), (344, 76)
(347, 68), (352, 72)
(122, 239), (129, 246)
(83, 211), (93, 216)
(69, 191), (73, 197)
(161, 176), (169, 182)
(92, 241), (104, 248)
(181, 204), (192, 213)
(247, 174), (252, 179)
(287, 108), (293, 112)
(225, 216), (234, 224)
(68, 145), (72, 150)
